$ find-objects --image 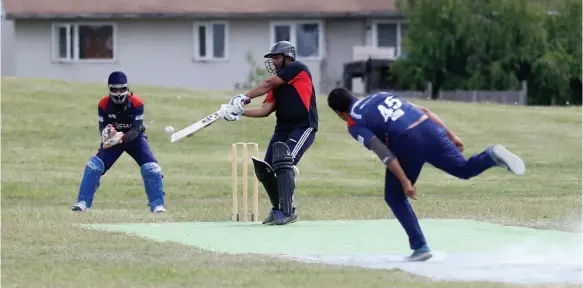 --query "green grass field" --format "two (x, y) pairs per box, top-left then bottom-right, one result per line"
(2, 77), (581, 288)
